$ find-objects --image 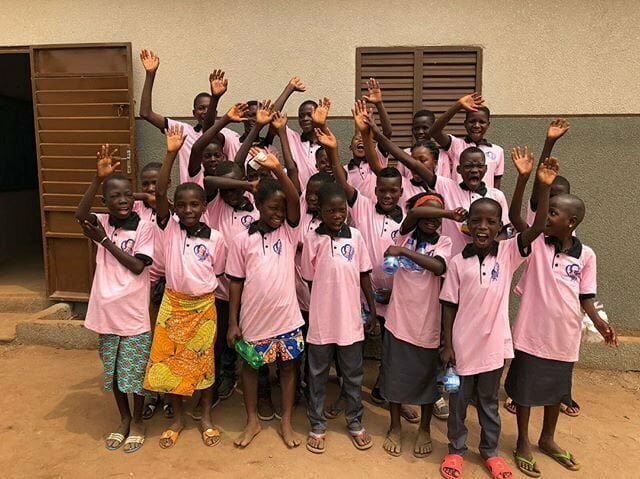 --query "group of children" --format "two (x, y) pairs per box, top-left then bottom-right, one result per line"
(76, 49), (618, 479)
